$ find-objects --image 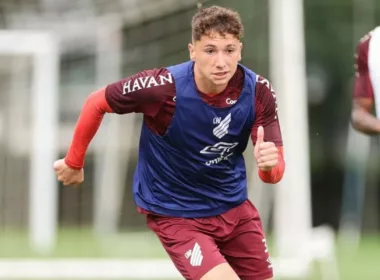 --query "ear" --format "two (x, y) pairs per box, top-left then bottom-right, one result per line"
(188, 43), (195, 61)
(238, 42), (243, 61)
